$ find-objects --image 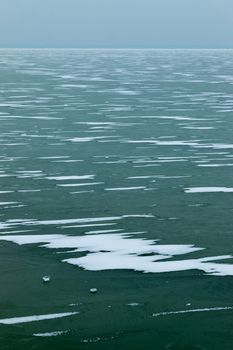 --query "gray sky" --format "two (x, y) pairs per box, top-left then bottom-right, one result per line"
(0, 0), (233, 48)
